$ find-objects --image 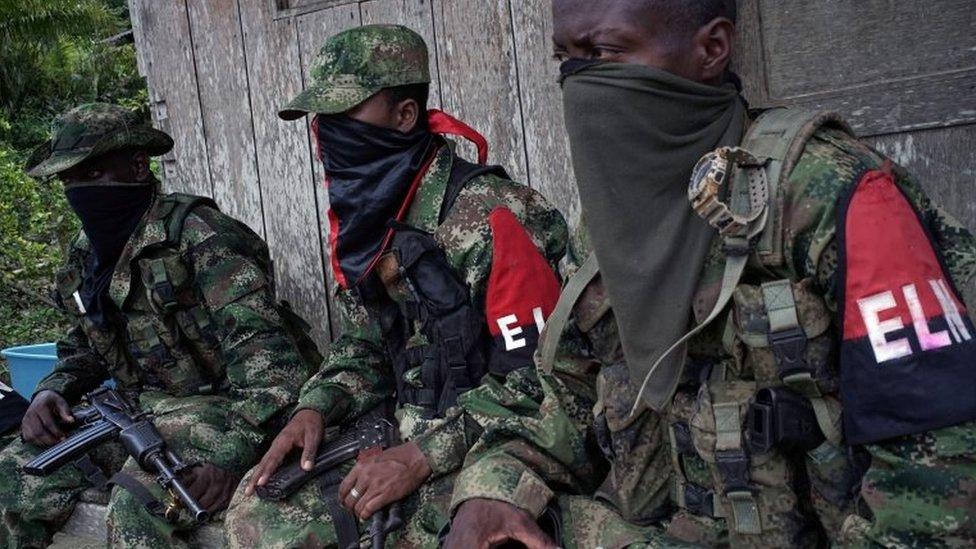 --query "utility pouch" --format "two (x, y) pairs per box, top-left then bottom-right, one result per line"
(139, 254), (195, 315)
(746, 387), (825, 455)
